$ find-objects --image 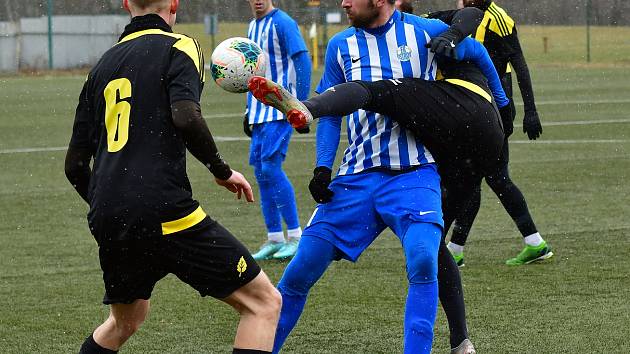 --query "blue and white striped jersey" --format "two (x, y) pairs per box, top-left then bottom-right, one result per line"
(246, 9), (308, 125)
(316, 10), (451, 176)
